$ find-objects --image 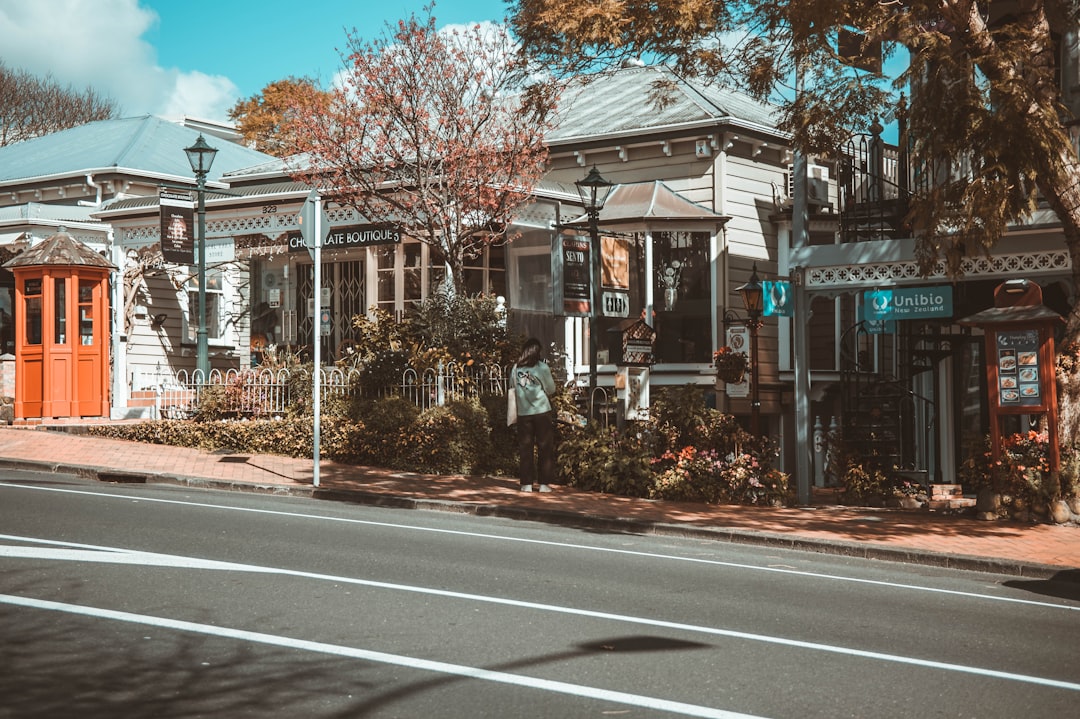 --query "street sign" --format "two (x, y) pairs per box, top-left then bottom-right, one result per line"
(298, 189), (331, 257)
(320, 309), (331, 337)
